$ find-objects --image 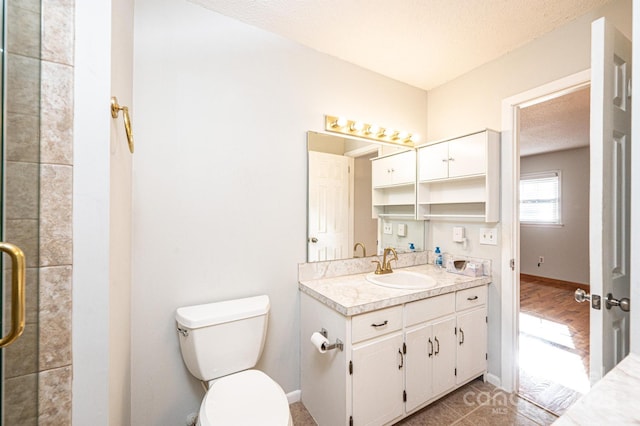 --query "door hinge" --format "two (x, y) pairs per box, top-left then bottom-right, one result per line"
(454, 367), (457, 376)
(510, 258), (515, 271)
(403, 390), (407, 402)
(454, 326), (457, 335)
(349, 415), (353, 426)
(402, 342), (406, 354)
(349, 360), (353, 375)
(486, 316), (488, 323)
(486, 353), (488, 360)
